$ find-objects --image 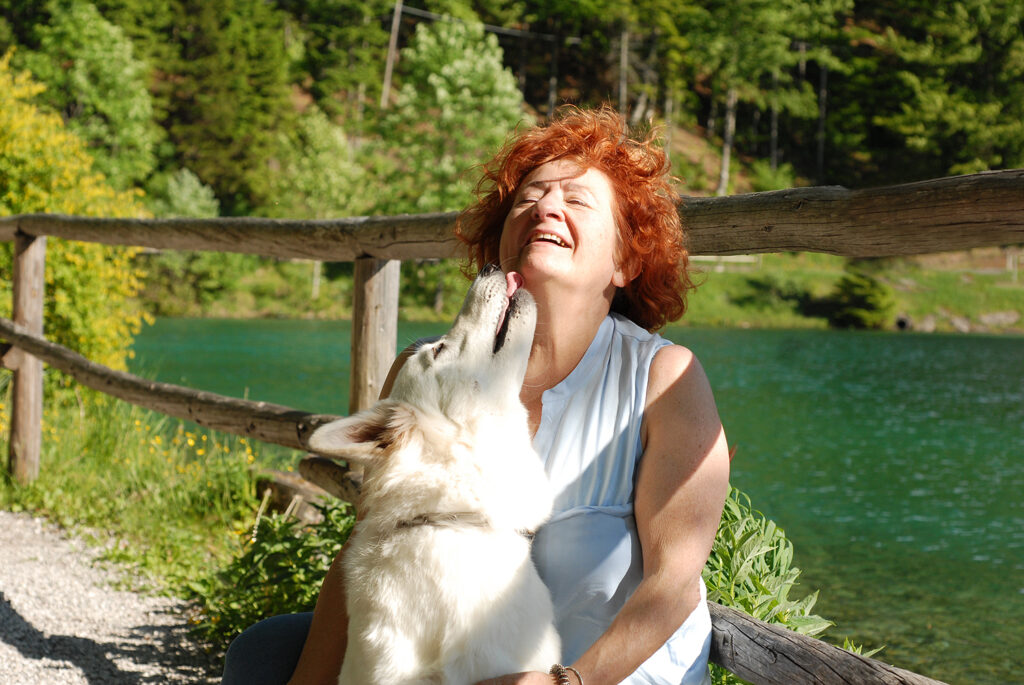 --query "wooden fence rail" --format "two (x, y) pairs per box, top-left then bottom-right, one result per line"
(2, 169), (1022, 259)
(3, 168), (1022, 683)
